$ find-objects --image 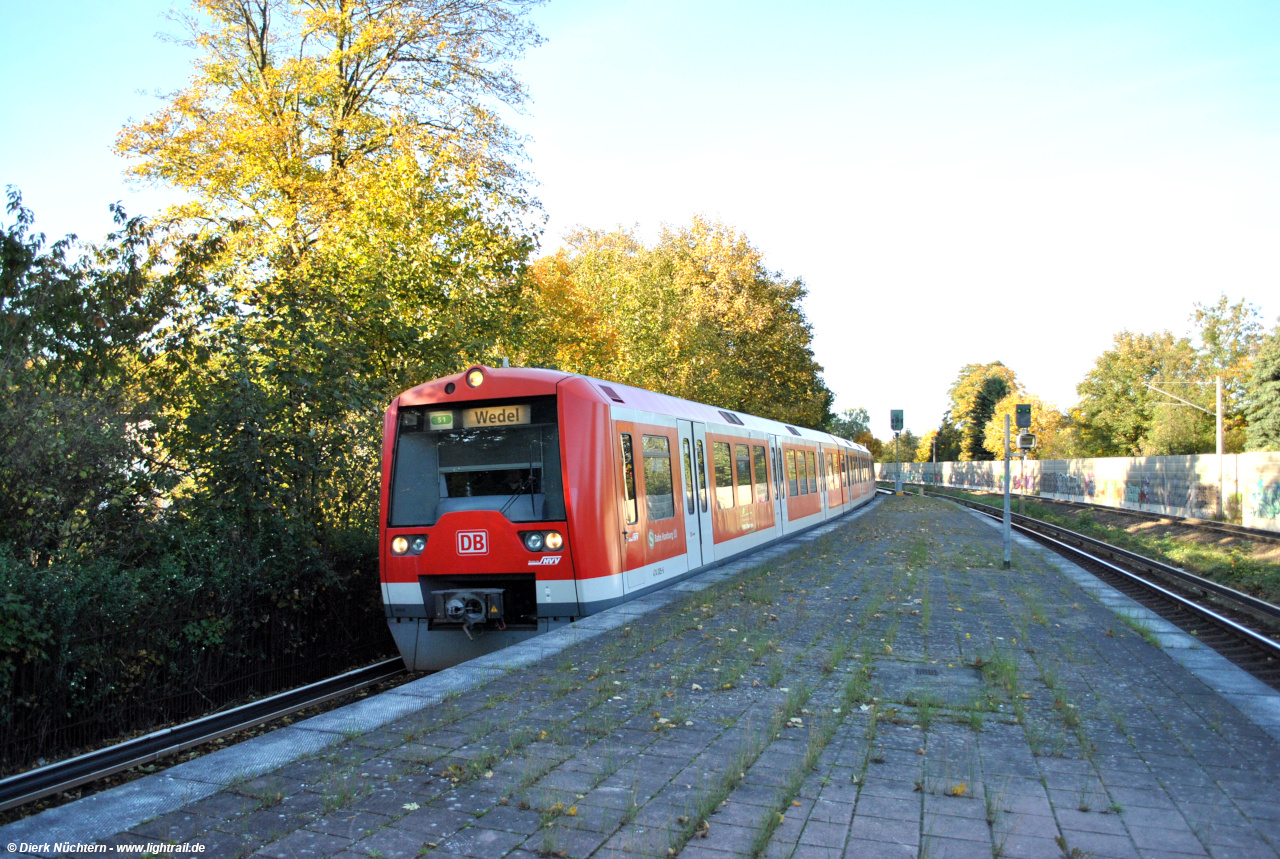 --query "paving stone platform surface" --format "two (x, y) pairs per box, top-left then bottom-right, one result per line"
(5, 495), (1279, 858)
